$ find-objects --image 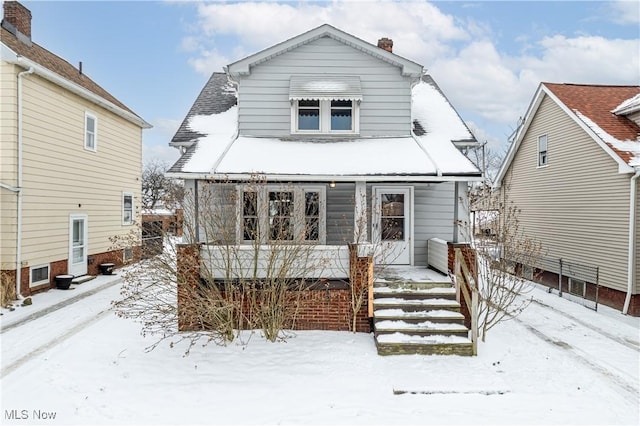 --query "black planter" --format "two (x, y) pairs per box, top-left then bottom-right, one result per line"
(55, 275), (73, 290)
(99, 263), (115, 275)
